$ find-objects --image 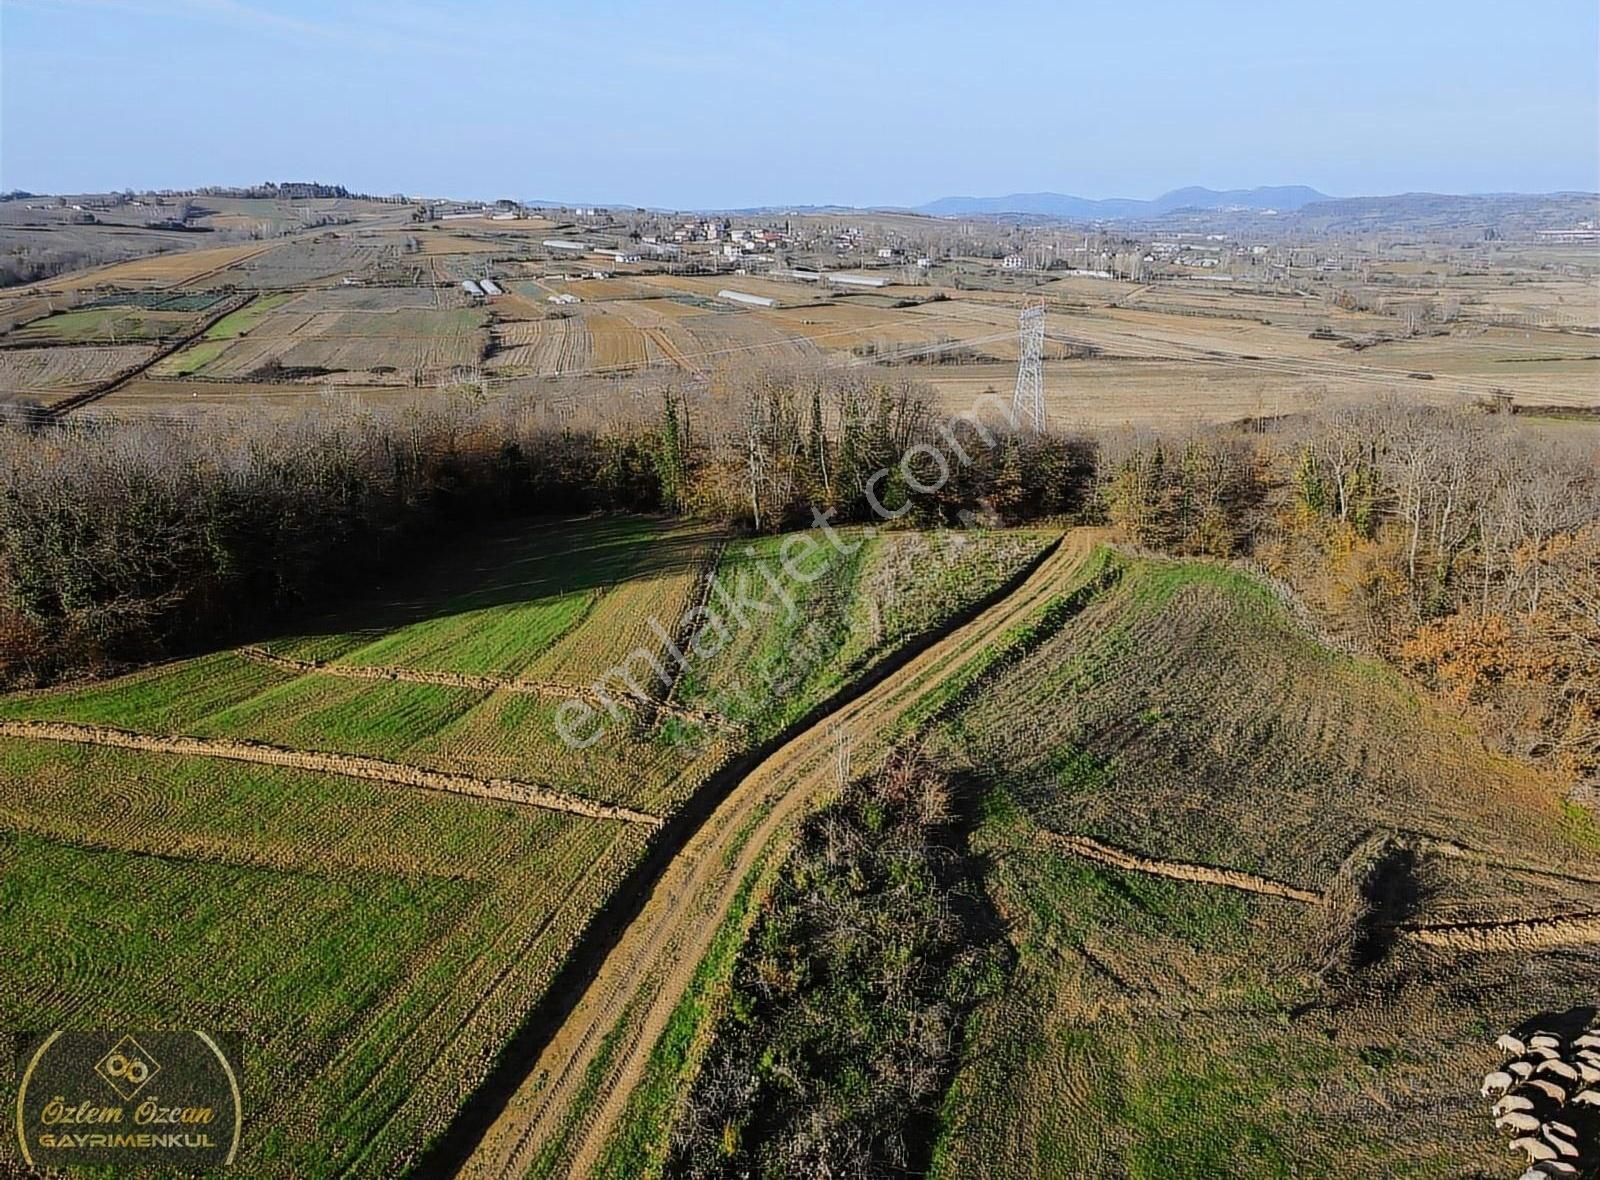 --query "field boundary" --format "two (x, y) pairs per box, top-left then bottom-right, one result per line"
(0, 719), (658, 825)
(1037, 830), (1323, 903)
(1397, 912), (1600, 952)
(1038, 828), (1600, 952)
(236, 645), (739, 733)
(414, 533), (1073, 1178)
(40, 291), (257, 420)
